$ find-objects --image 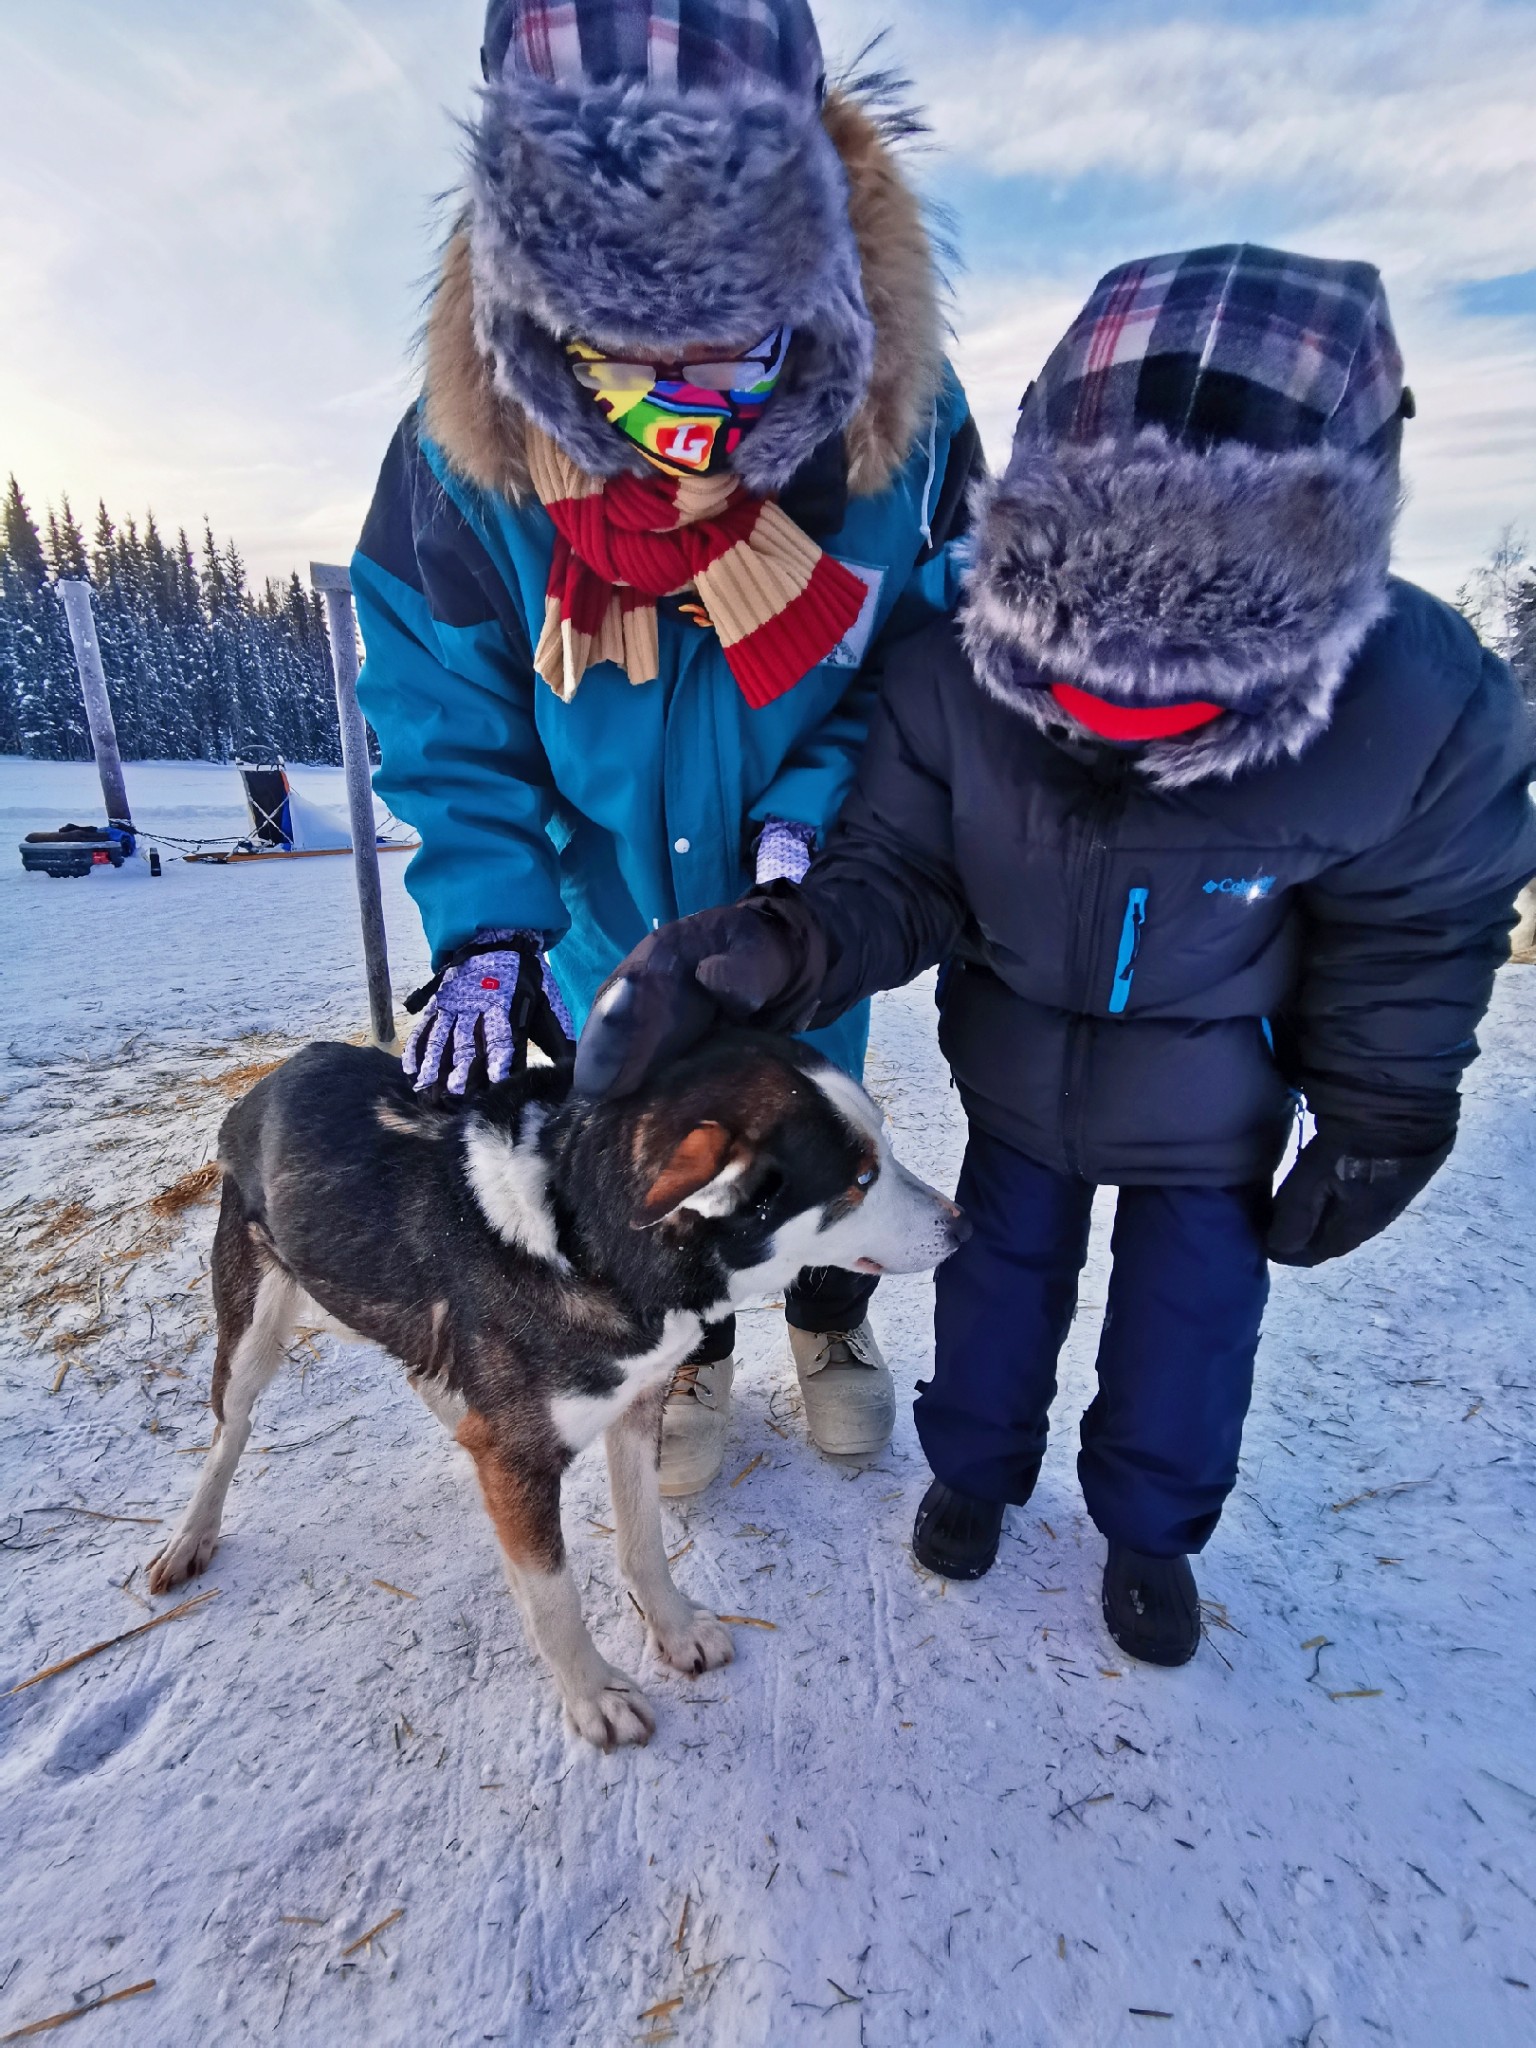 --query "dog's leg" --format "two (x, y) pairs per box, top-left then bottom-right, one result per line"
(405, 1302), (467, 1433)
(148, 1204), (297, 1593)
(606, 1391), (733, 1679)
(456, 1409), (655, 1751)
(407, 1372), (468, 1434)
